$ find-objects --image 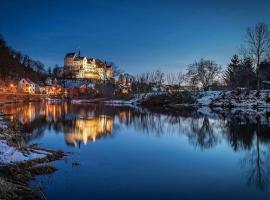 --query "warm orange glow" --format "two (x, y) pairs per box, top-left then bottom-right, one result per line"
(0, 103), (115, 147)
(64, 115), (113, 146)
